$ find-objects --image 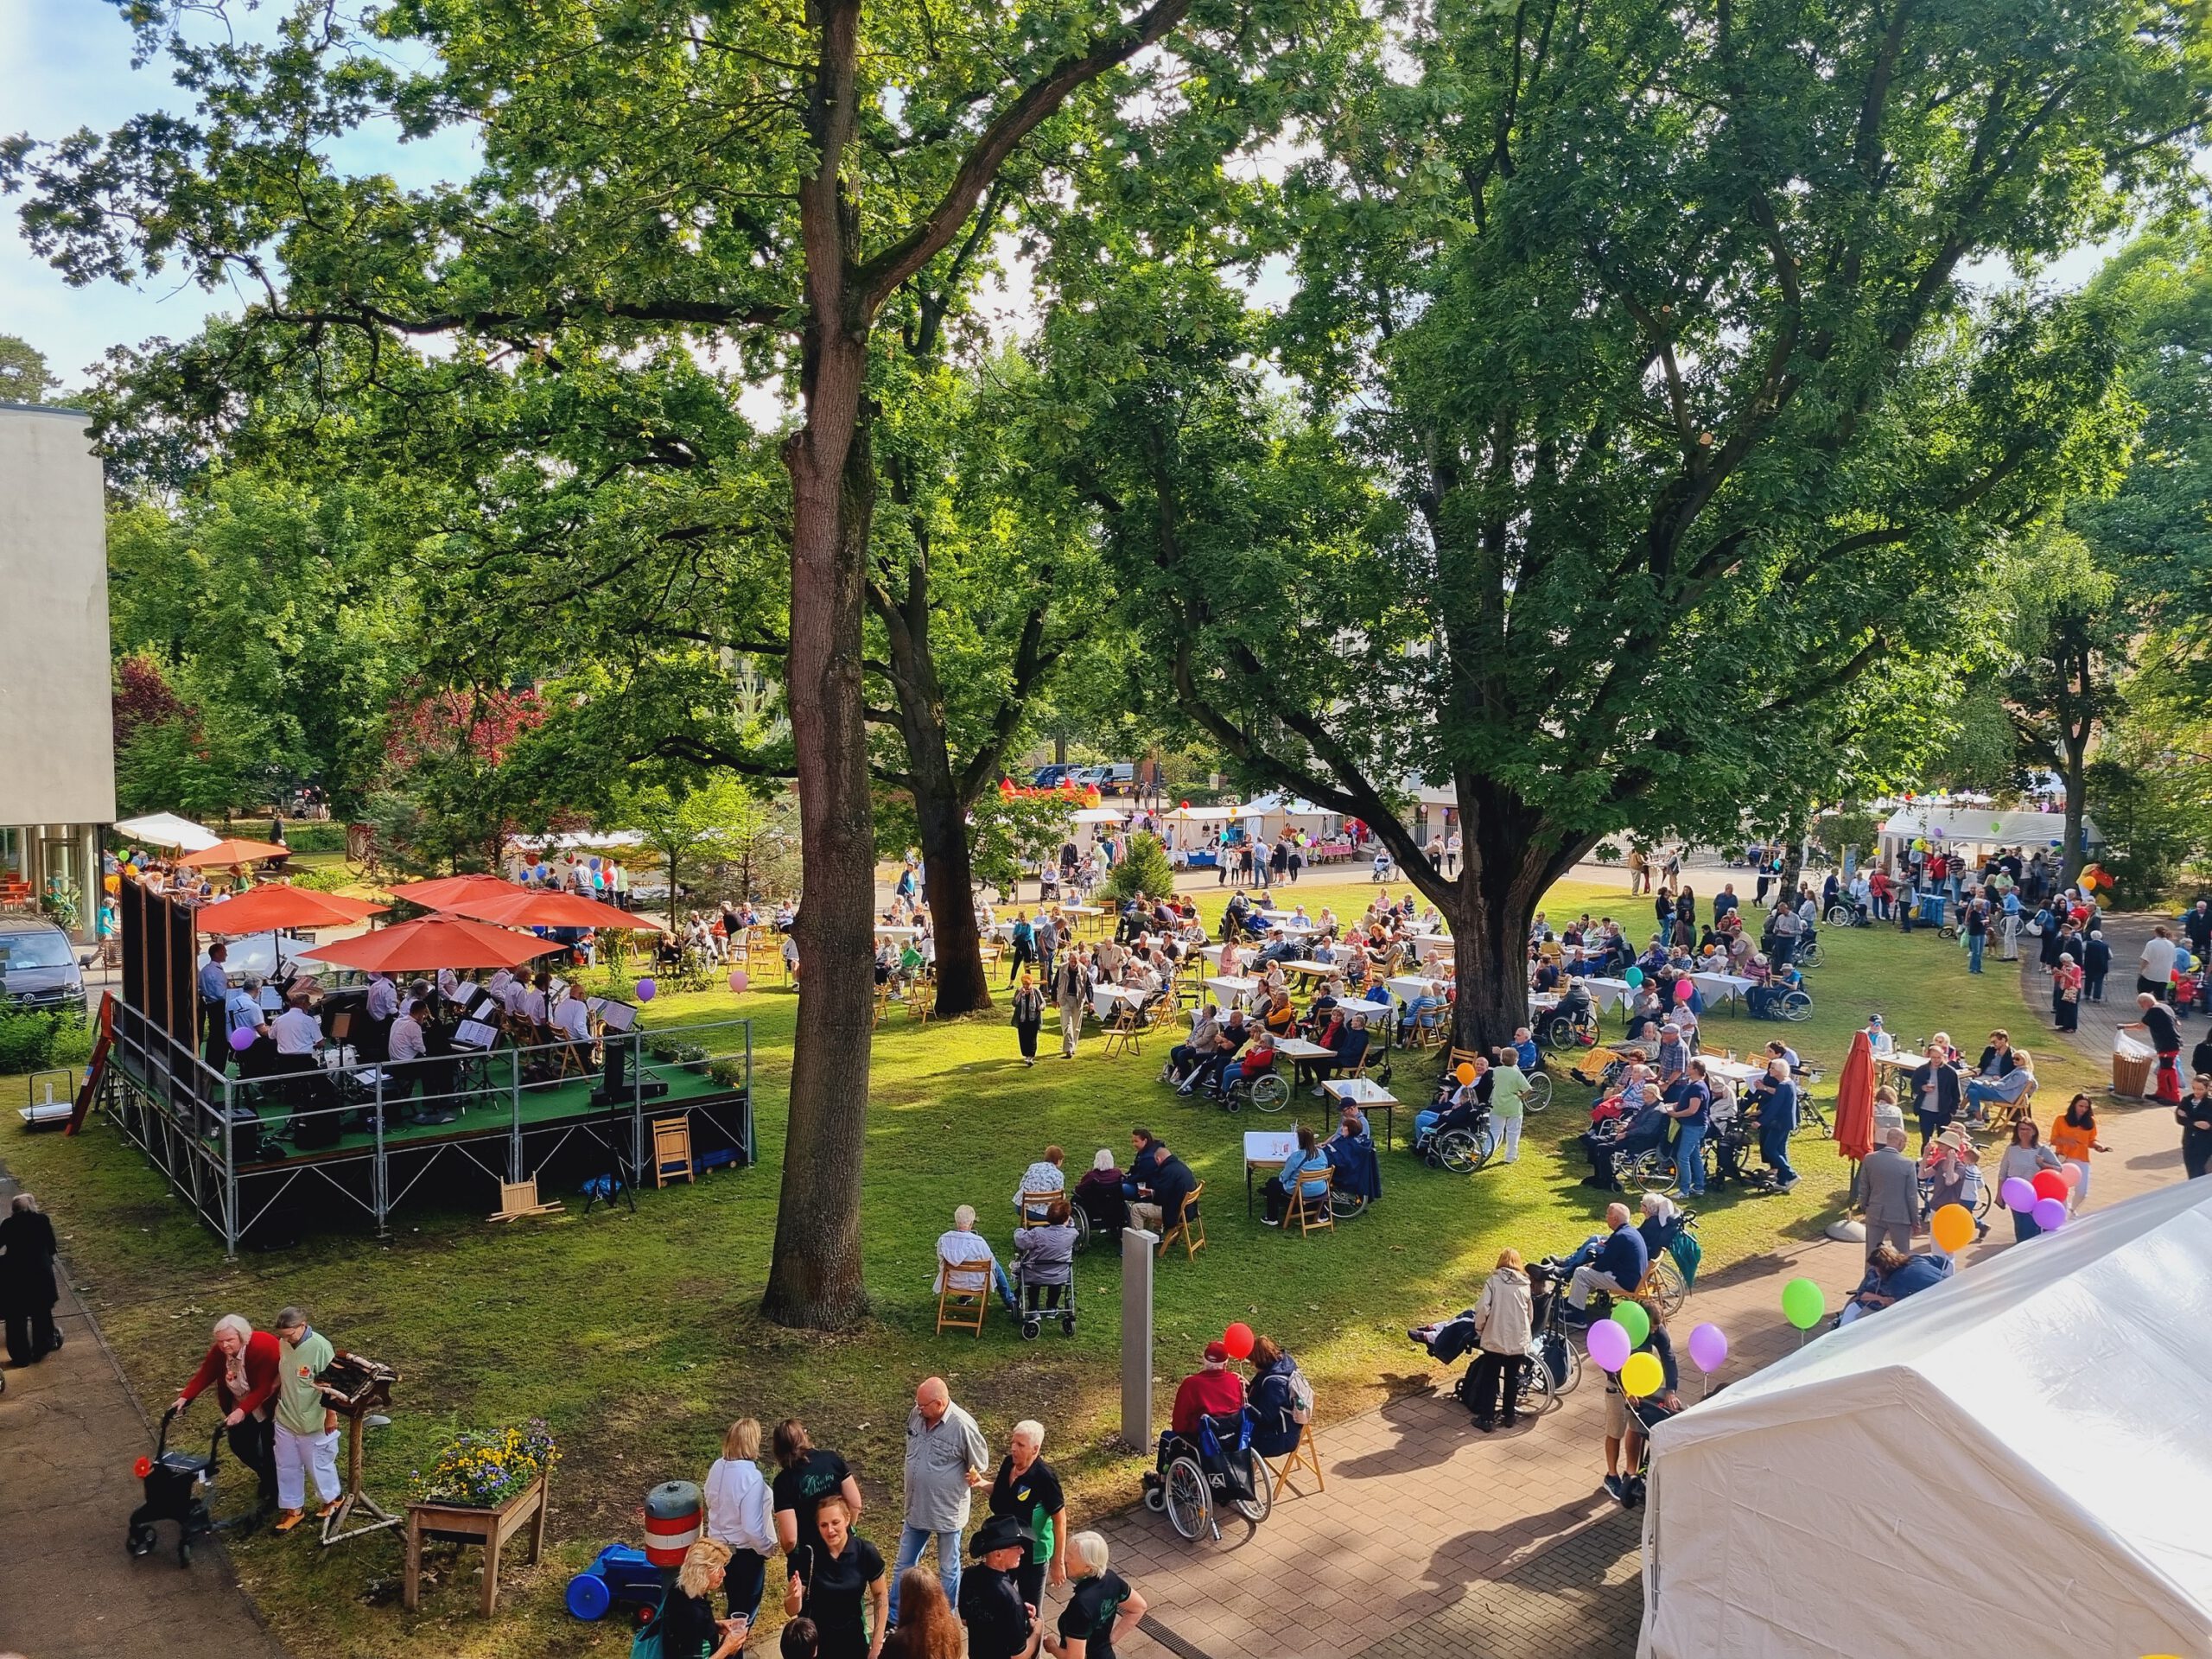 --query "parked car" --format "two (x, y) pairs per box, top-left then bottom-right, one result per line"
(1102, 763), (1136, 791)
(1069, 765), (1111, 789)
(0, 916), (86, 1014)
(1032, 764), (1077, 788)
